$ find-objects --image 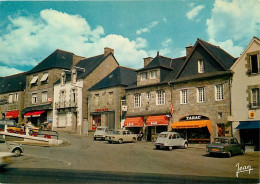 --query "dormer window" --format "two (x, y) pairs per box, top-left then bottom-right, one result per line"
(61, 73), (66, 85)
(250, 54), (259, 74)
(141, 72), (147, 81)
(30, 75), (38, 85)
(150, 70), (157, 79)
(198, 59), (204, 73)
(72, 71), (77, 83)
(40, 72), (49, 83)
